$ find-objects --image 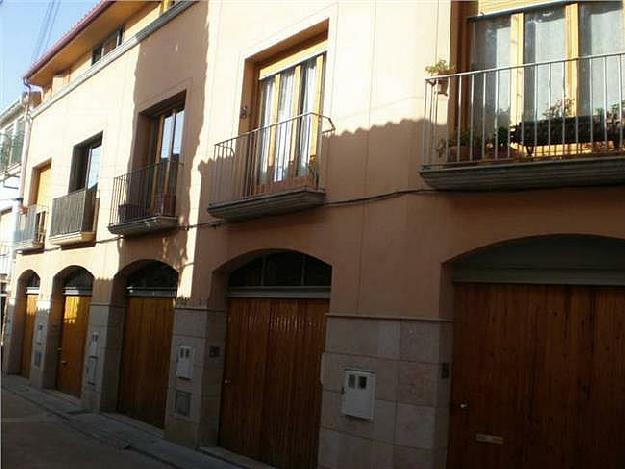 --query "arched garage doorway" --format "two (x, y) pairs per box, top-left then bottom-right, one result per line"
(117, 261), (177, 428)
(55, 267), (93, 397)
(19, 271), (40, 378)
(447, 236), (625, 469)
(220, 251), (331, 469)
